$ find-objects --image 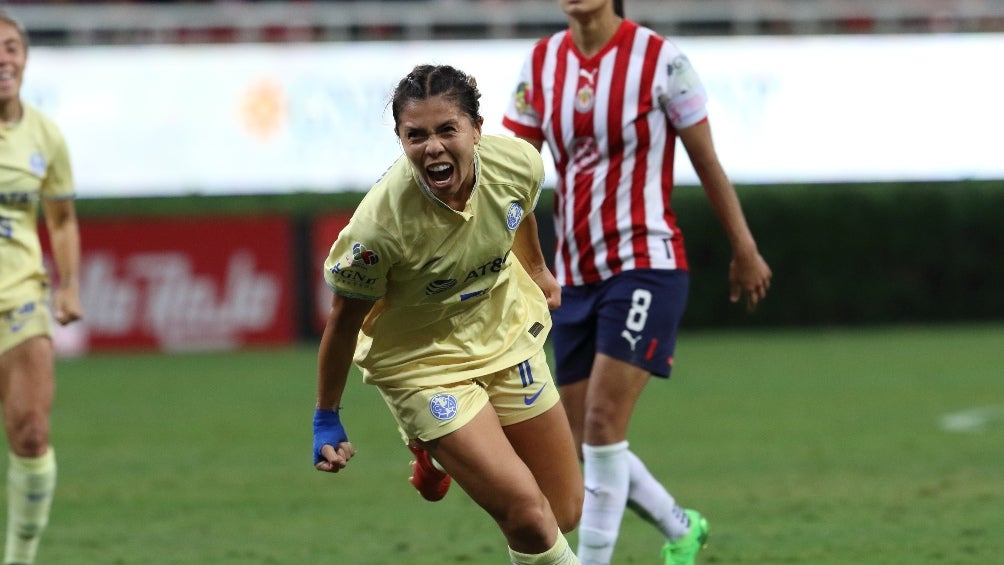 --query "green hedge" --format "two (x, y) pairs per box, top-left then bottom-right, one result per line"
(670, 180), (1004, 328)
(75, 180), (1004, 328)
